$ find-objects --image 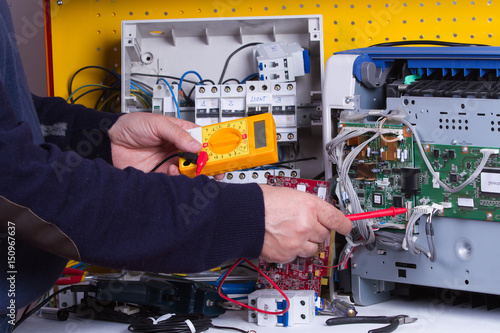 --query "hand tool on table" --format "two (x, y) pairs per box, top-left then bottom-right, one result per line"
(326, 314), (417, 333)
